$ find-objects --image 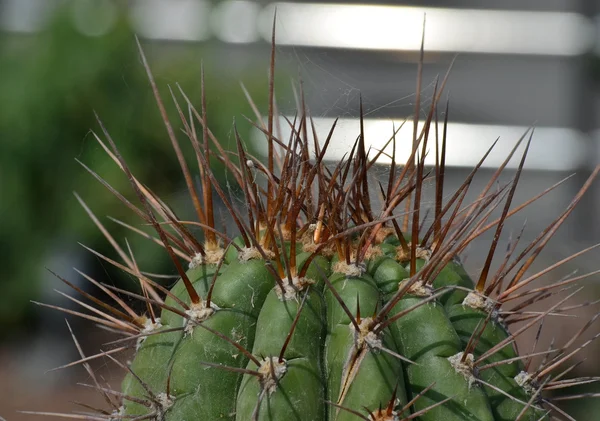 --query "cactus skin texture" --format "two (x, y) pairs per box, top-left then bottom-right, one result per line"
(34, 25), (600, 421)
